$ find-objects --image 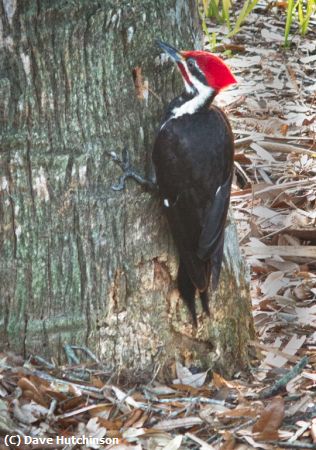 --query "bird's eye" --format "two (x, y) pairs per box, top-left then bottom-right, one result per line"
(187, 59), (195, 69)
